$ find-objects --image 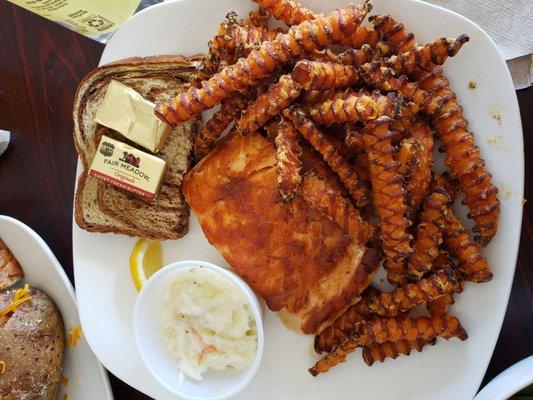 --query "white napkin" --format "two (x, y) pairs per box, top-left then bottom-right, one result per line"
(0, 130), (10, 157)
(422, 0), (533, 89)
